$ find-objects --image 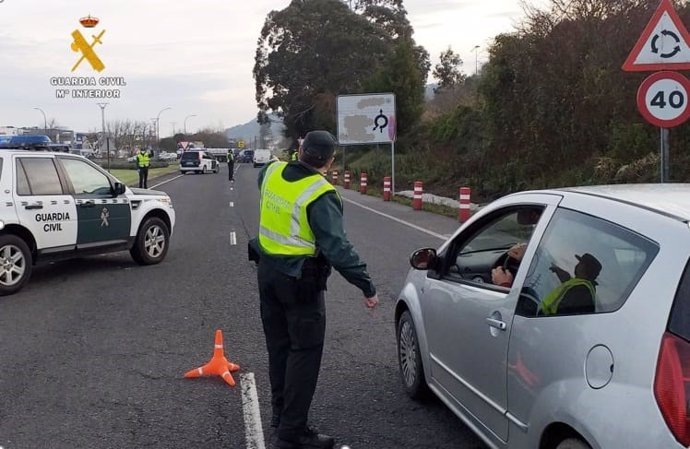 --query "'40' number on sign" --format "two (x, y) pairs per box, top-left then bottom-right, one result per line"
(650, 90), (685, 109)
